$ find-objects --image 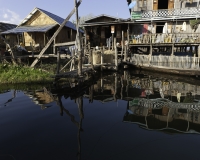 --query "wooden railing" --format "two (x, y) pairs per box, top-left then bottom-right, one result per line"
(132, 54), (200, 69)
(129, 33), (200, 44)
(132, 7), (200, 20)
